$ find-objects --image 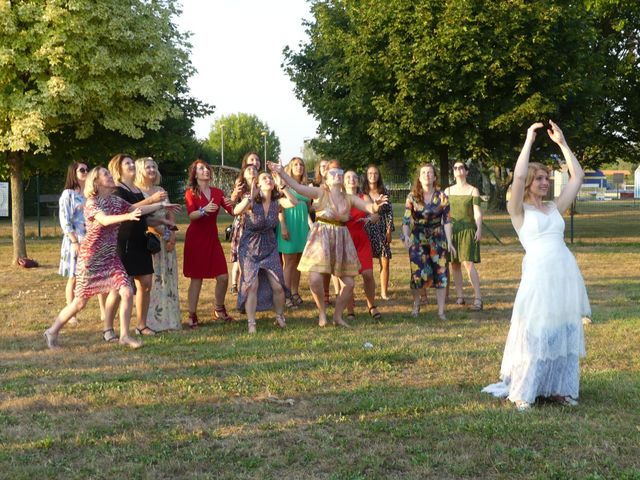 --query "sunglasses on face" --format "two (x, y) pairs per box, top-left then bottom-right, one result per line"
(327, 169), (344, 177)
(77, 167), (88, 173)
(453, 165), (466, 170)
